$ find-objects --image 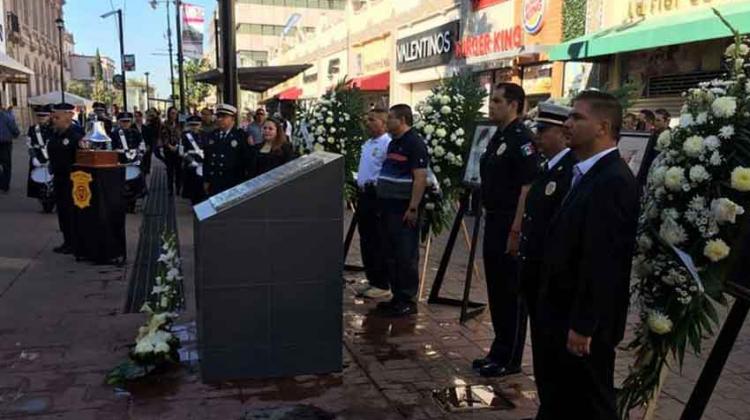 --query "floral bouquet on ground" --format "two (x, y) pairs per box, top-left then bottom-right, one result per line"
(295, 80), (366, 200)
(618, 13), (750, 418)
(414, 72), (486, 235)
